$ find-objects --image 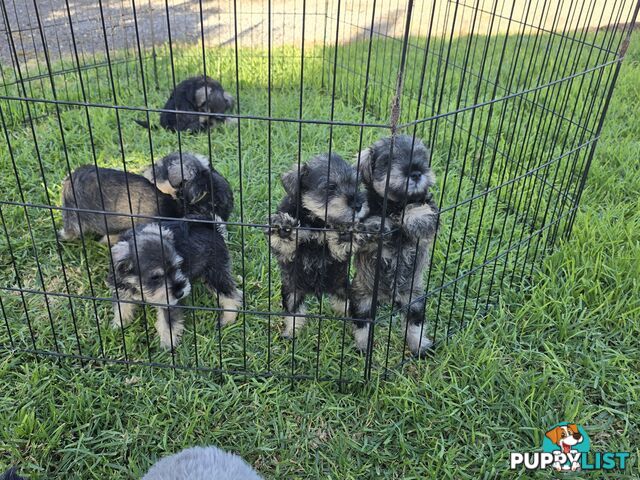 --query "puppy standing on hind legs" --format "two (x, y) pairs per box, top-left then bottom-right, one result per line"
(266, 153), (369, 340)
(350, 135), (439, 357)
